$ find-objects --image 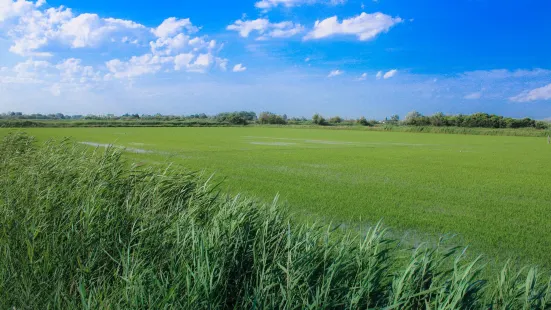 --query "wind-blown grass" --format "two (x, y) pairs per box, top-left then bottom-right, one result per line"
(1, 132), (550, 309)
